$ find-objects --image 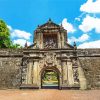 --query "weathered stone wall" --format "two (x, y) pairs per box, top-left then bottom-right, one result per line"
(77, 49), (100, 89)
(0, 49), (23, 89)
(0, 49), (100, 89)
